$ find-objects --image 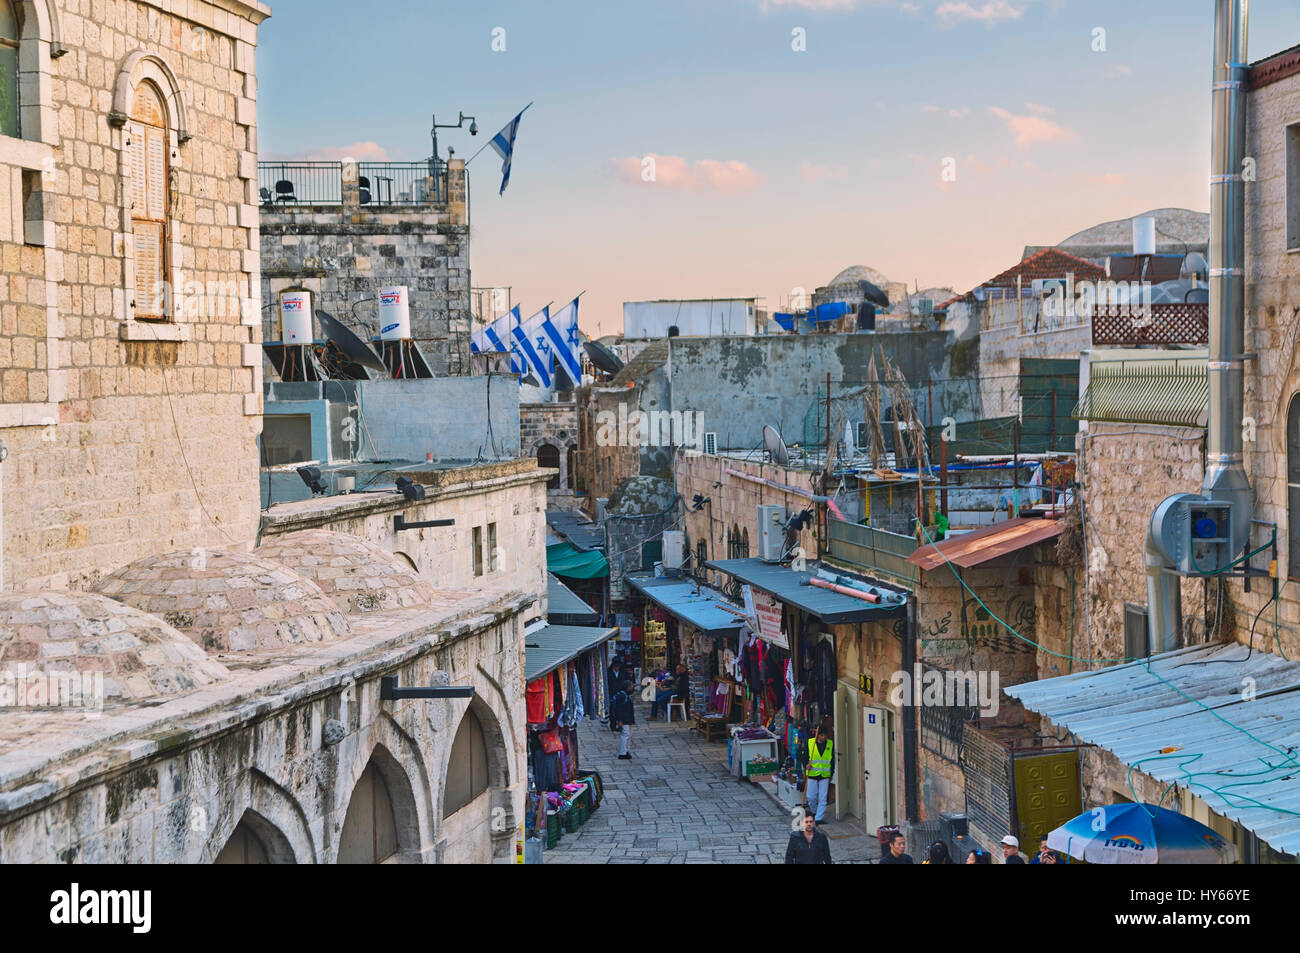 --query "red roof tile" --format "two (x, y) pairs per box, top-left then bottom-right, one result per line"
(953, 248), (1107, 304)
